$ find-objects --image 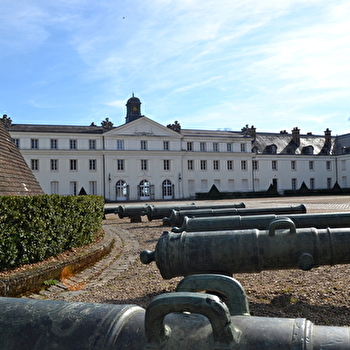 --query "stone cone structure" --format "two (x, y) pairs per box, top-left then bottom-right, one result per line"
(0, 116), (44, 196)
